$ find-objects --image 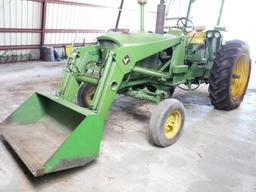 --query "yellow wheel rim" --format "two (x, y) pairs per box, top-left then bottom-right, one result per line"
(164, 111), (182, 139)
(84, 87), (95, 106)
(230, 55), (250, 100)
